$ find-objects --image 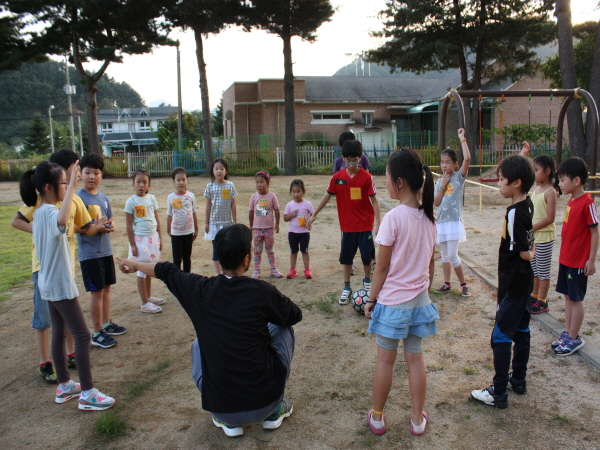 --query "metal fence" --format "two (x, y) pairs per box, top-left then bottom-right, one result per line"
(0, 144), (563, 181)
